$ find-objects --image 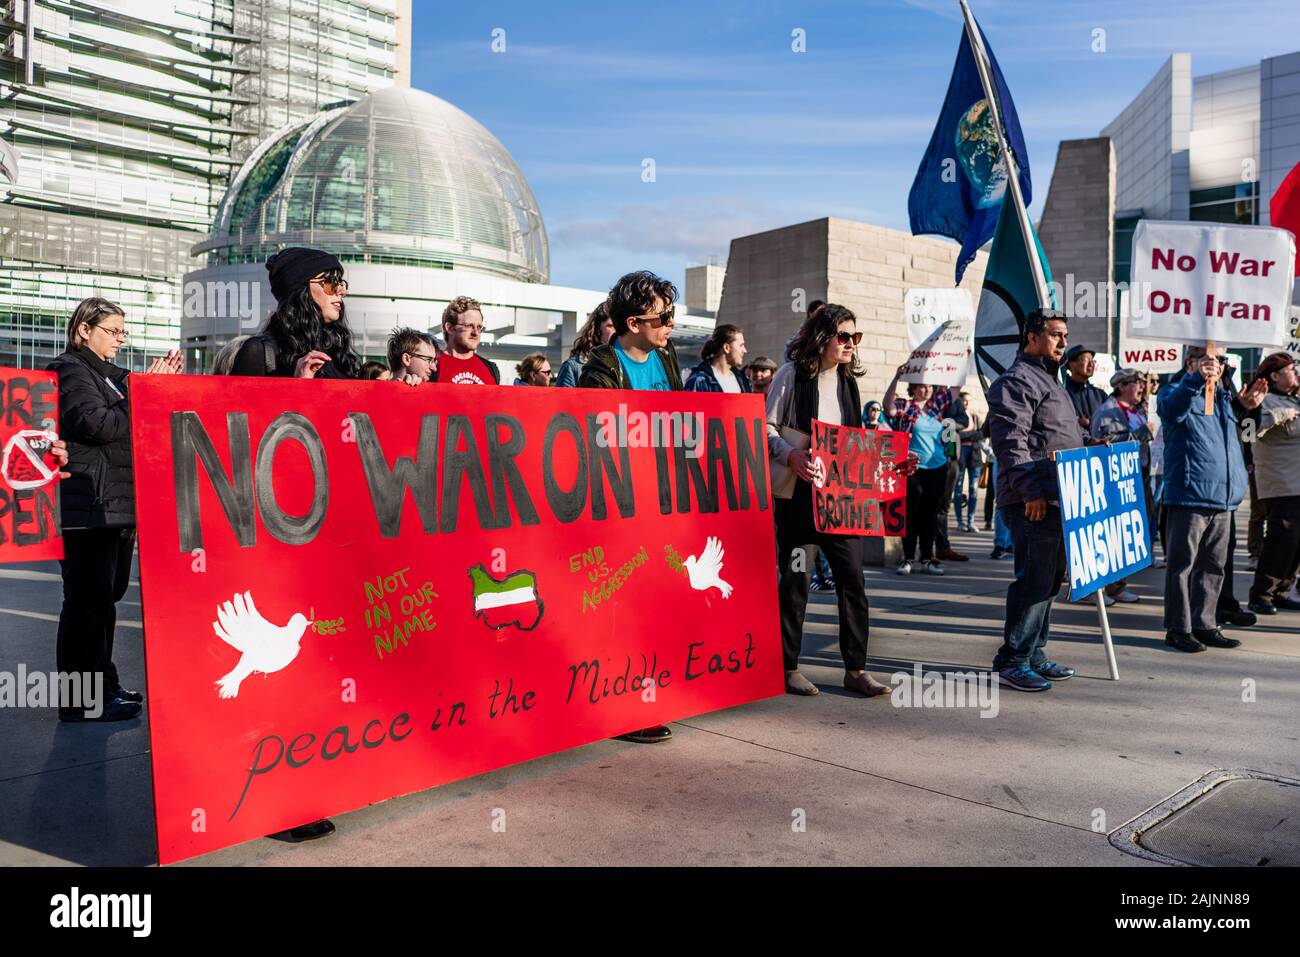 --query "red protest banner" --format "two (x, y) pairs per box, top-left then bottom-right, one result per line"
(809, 419), (909, 537)
(0, 367), (61, 562)
(130, 377), (783, 864)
